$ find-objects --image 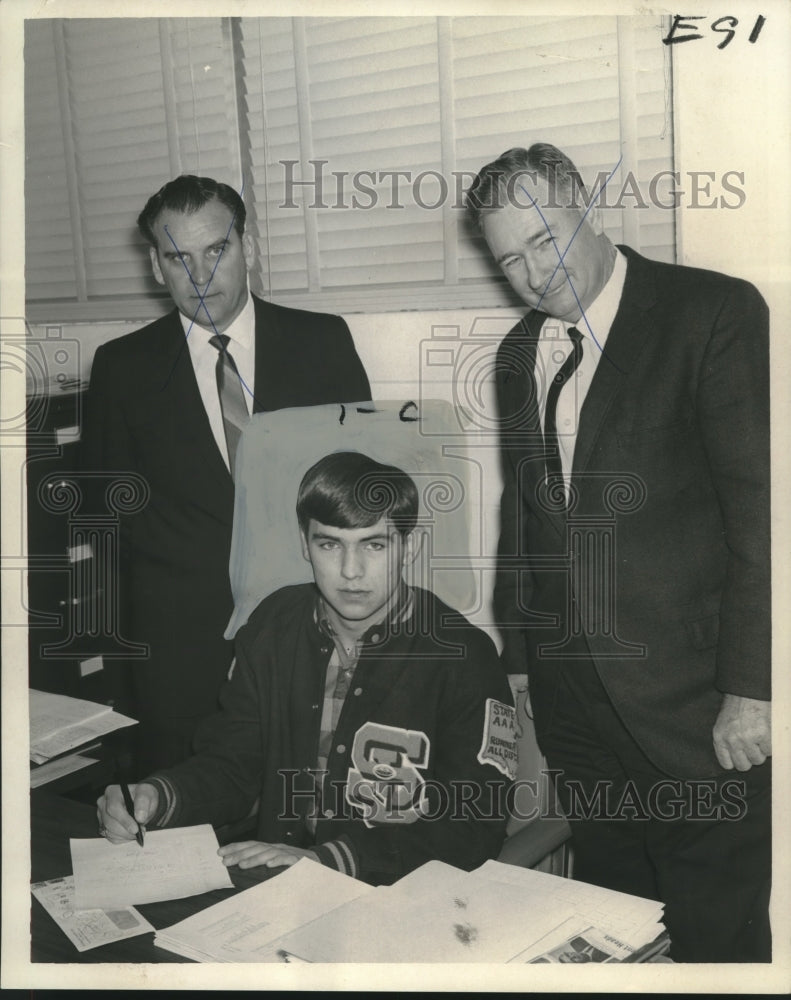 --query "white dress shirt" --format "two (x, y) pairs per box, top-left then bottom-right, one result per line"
(180, 293), (256, 470)
(534, 248), (627, 491)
